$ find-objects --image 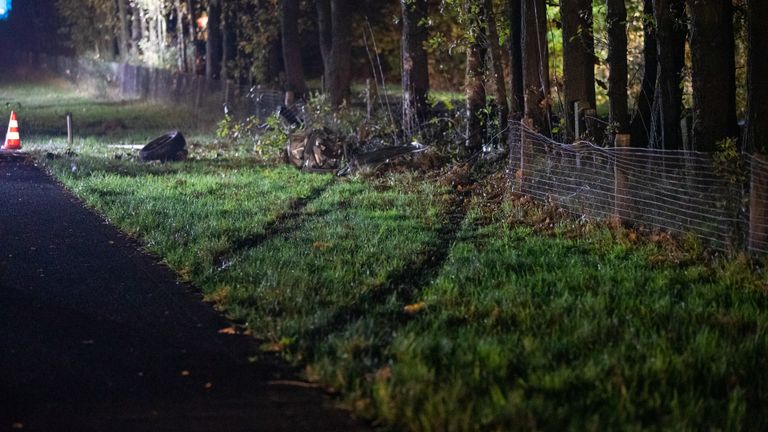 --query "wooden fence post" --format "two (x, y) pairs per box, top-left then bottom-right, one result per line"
(749, 154), (768, 252)
(614, 133), (631, 225)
